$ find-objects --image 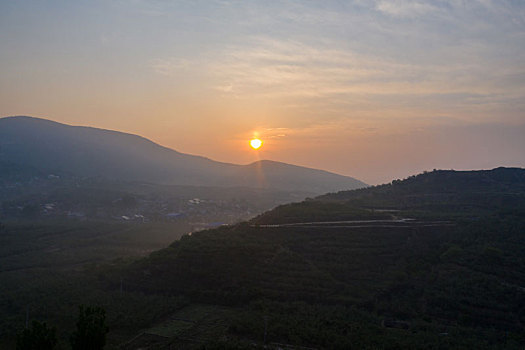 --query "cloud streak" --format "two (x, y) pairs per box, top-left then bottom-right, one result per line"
(146, 0), (524, 126)
(375, 0), (439, 18)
